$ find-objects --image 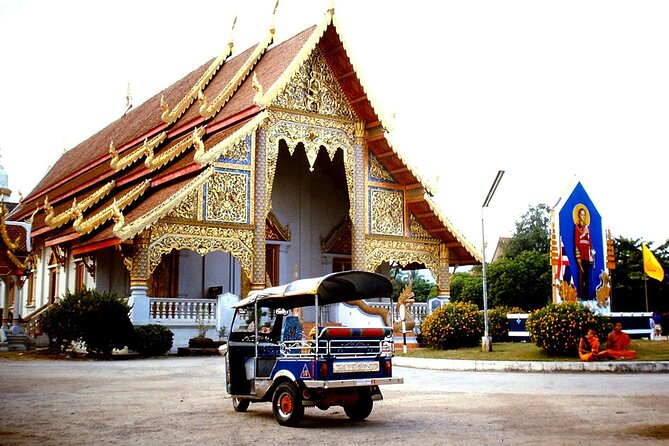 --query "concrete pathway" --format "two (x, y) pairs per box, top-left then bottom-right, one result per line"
(394, 355), (669, 372)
